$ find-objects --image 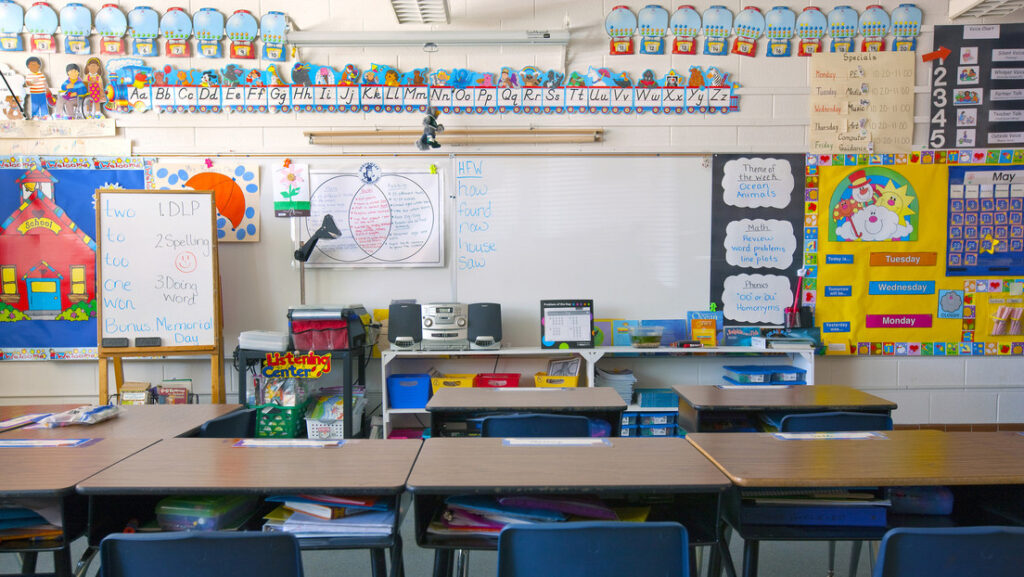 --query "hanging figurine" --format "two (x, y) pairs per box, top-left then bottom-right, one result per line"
(796, 7), (827, 56)
(637, 5), (668, 55)
(859, 5), (890, 52)
(828, 6), (858, 53)
(605, 6), (637, 55)
(702, 6), (732, 56)
(890, 4), (922, 52)
(56, 63), (87, 119)
(670, 6), (701, 55)
(731, 6), (765, 57)
(0, 0), (25, 51)
(23, 56), (52, 120)
(59, 3), (92, 55)
(765, 6), (796, 57)
(82, 57), (106, 118)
